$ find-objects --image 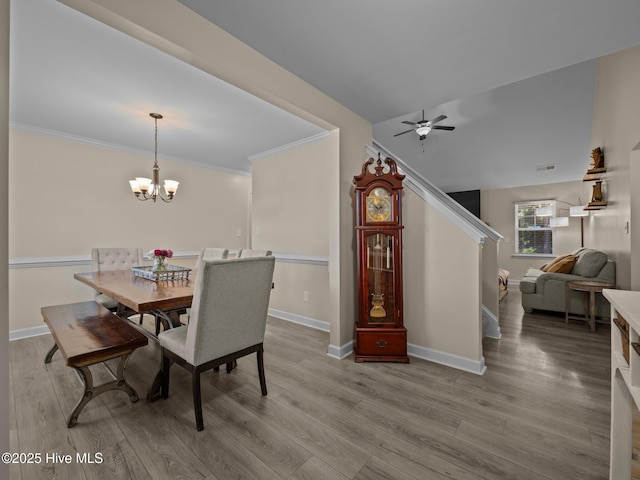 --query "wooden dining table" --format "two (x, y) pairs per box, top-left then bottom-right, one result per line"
(74, 270), (194, 328)
(74, 269), (196, 400)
